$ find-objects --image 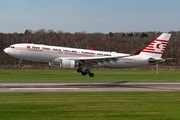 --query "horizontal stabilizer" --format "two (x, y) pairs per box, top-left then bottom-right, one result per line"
(148, 58), (175, 63)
